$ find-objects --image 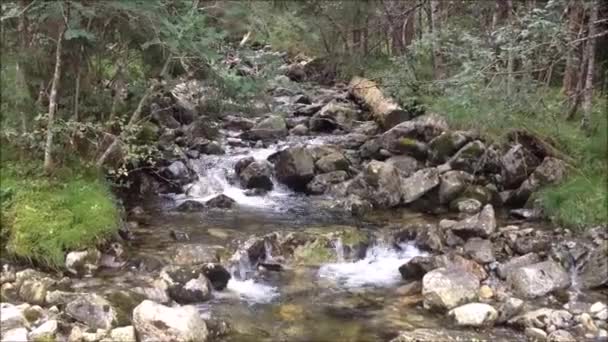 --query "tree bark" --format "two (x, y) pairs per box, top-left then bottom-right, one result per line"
(430, 0), (445, 79)
(562, 0), (584, 99)
(581, 0), (598, 131)
(349, 76), (409, 130)
(403, 10), (415, 48)
(43, 20), (67, 173)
